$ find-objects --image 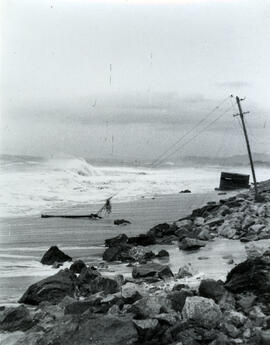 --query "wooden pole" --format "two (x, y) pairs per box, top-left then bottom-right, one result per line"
(235, 96), (259, 200)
